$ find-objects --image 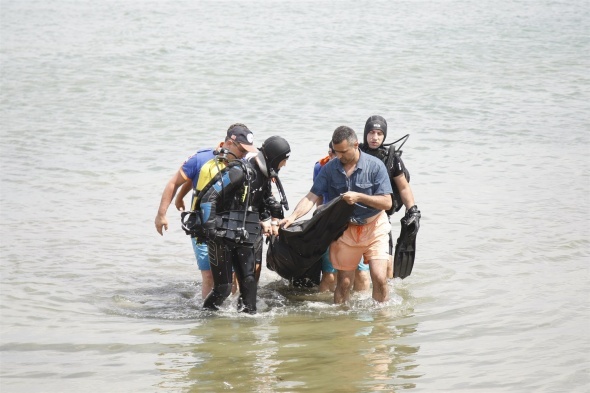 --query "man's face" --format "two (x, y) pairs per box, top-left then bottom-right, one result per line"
(332, 140), (358, 165)
(226, 139), (248, 159)
(366, 129), (385, 149)
(277, 158), (288, 171)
